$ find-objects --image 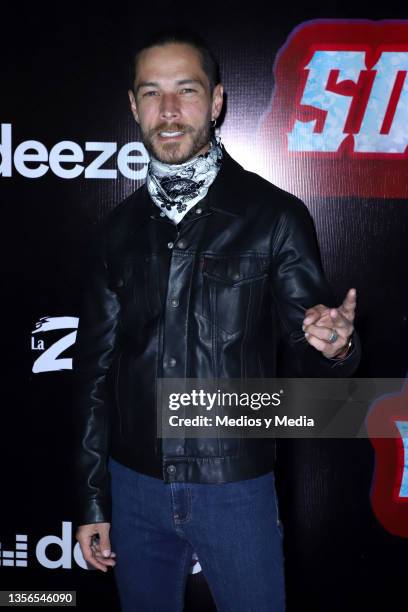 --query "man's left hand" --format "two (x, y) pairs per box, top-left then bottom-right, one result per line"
(302, 288), (356, 359)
